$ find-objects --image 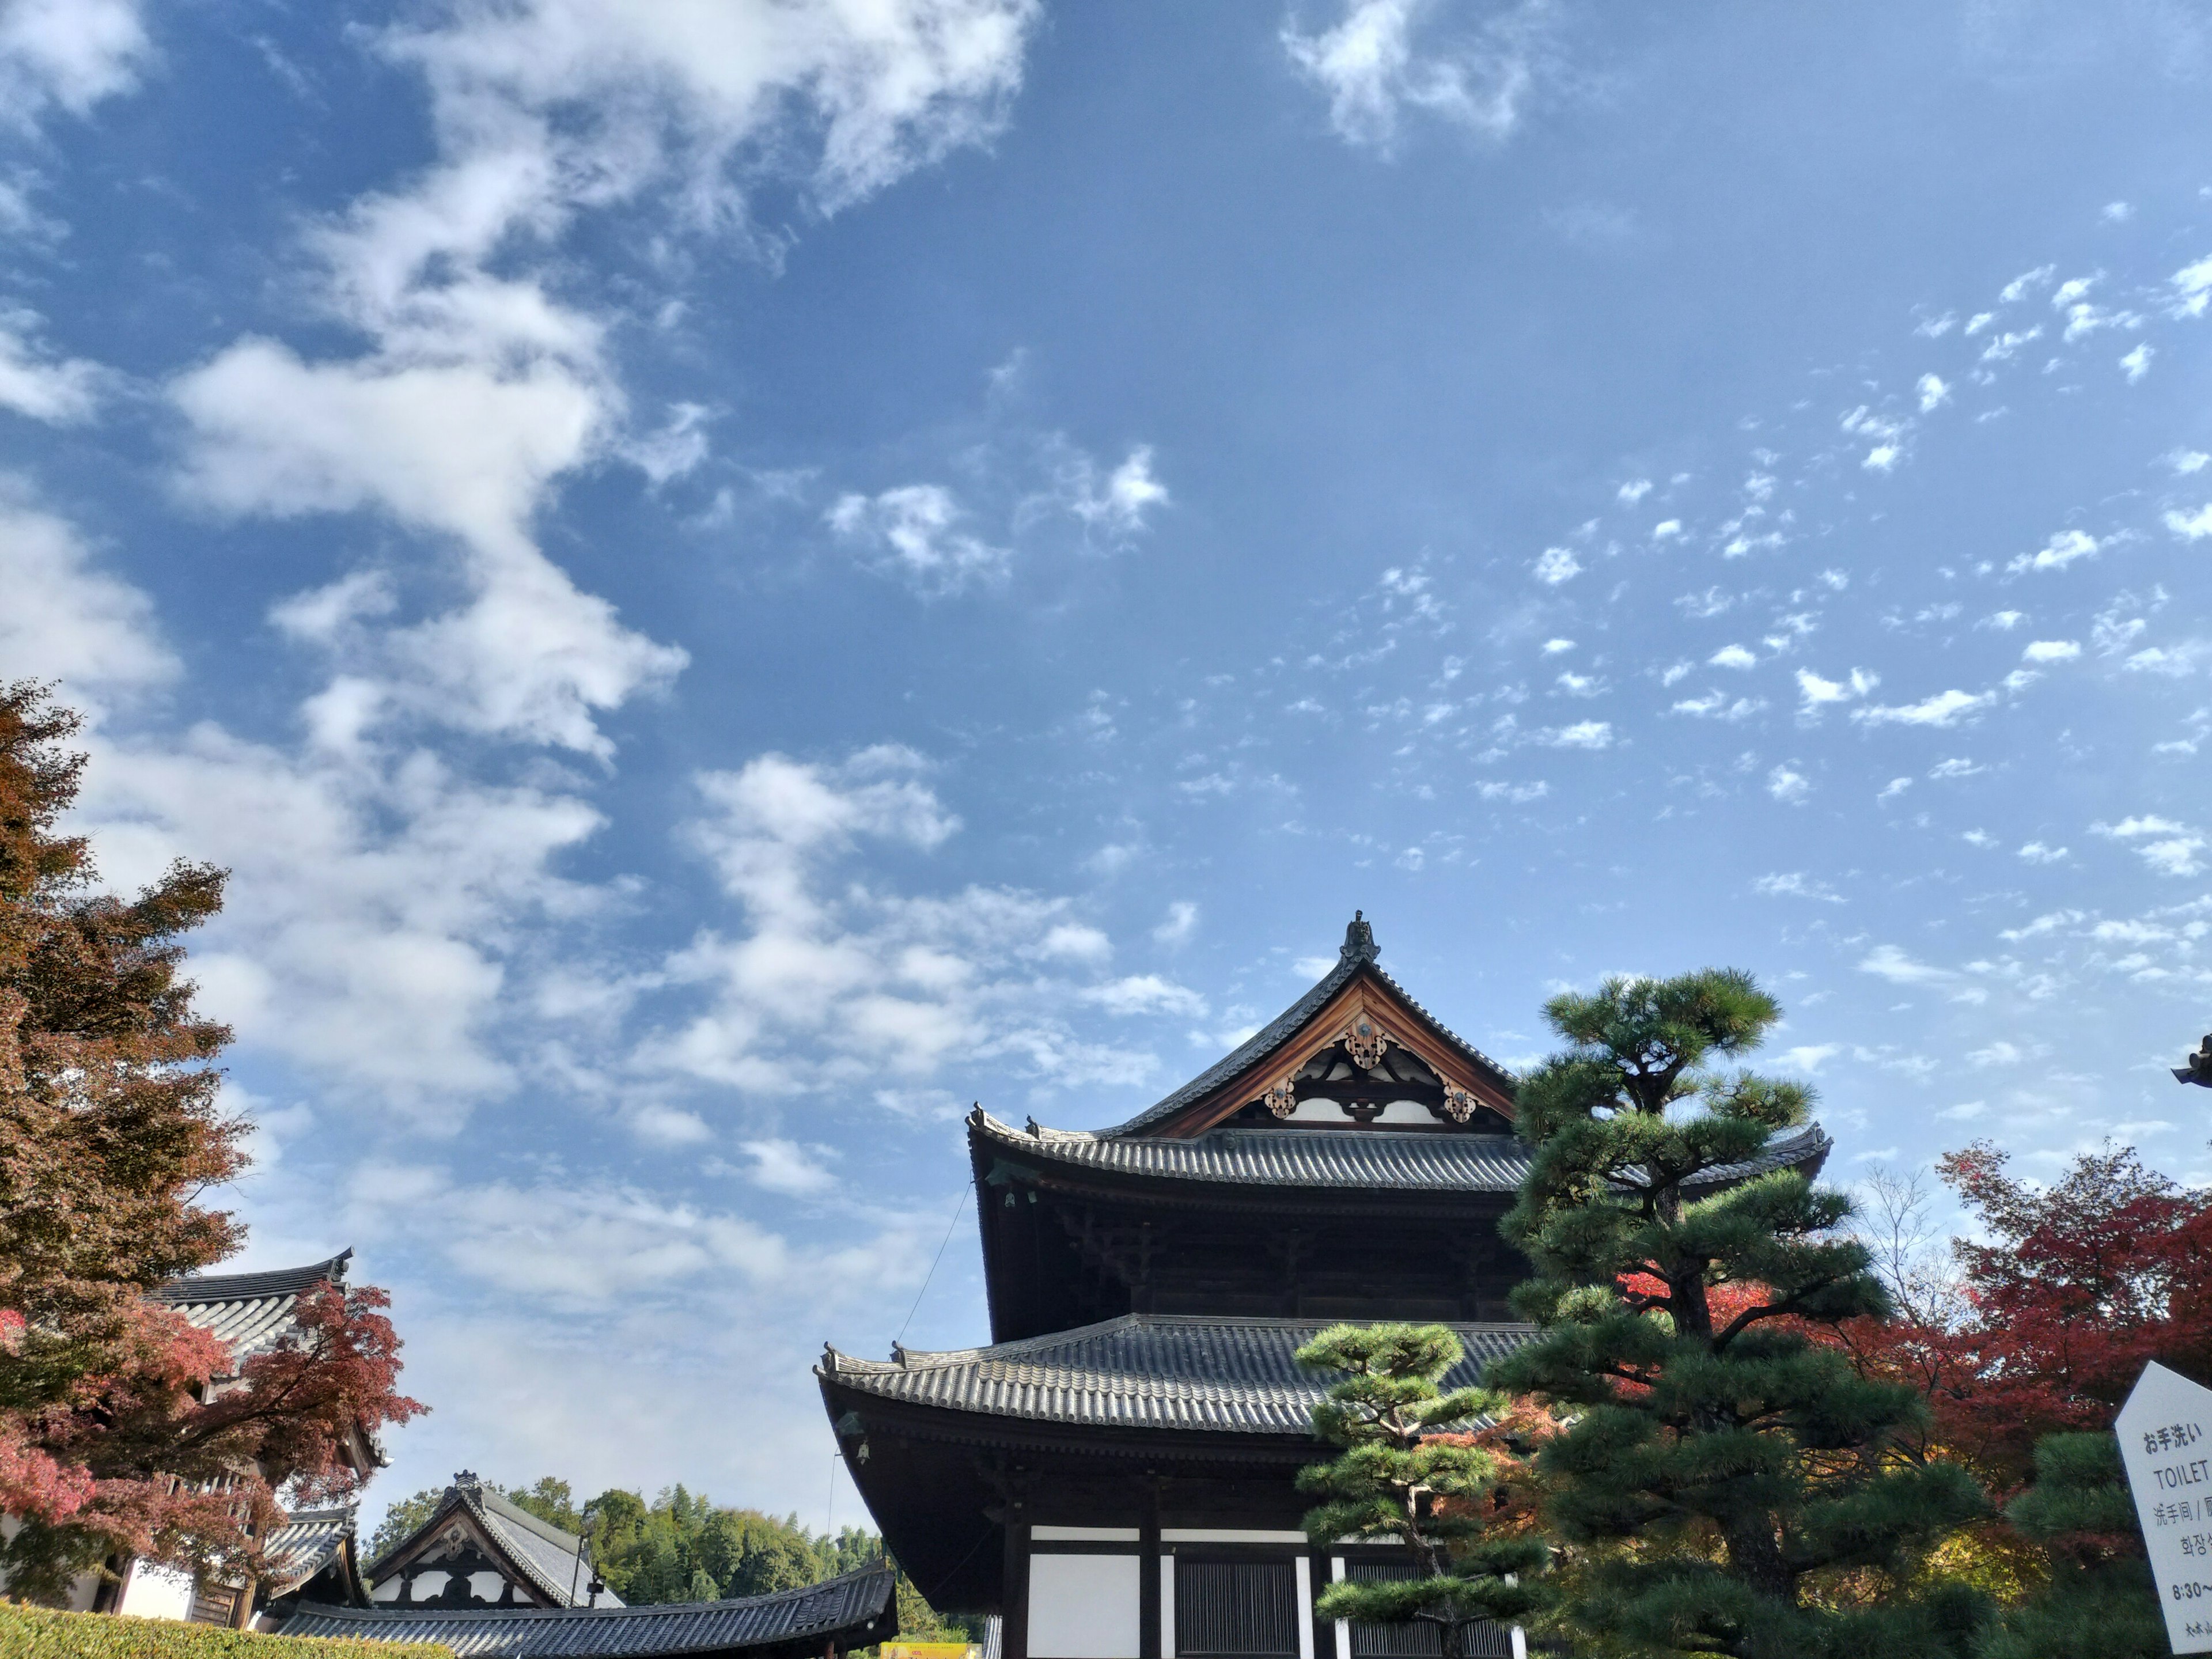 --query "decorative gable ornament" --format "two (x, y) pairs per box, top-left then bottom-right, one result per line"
(1339, 1017), (1392, 1071)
